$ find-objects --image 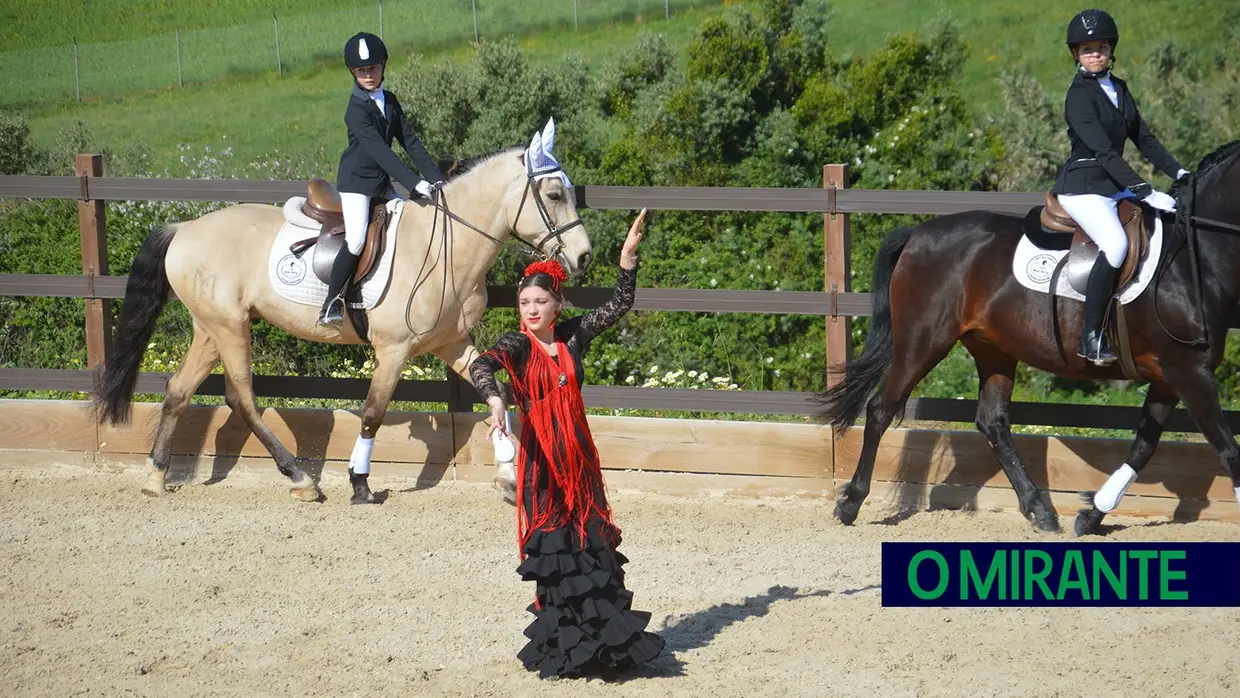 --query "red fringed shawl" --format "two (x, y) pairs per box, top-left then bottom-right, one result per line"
(487, 327), (617, 558)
